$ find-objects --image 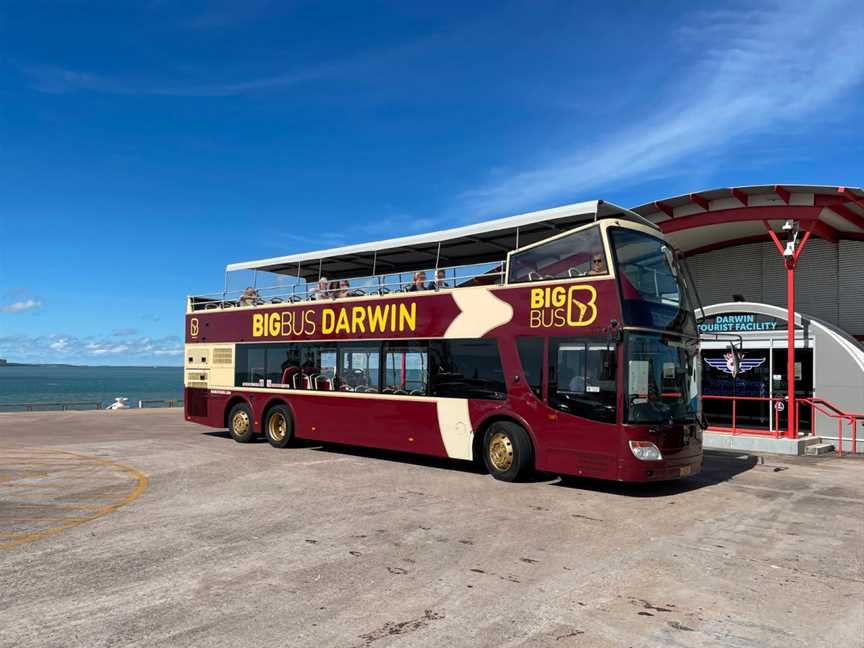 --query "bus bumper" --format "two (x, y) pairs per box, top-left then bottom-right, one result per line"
(617, 451), (703, 482)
